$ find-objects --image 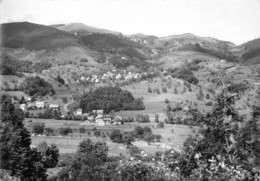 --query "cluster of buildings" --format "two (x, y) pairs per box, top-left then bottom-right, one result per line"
(77, 70), (149, 84)
(74, 108), (123, 126)
(19, 97), (60, 112)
